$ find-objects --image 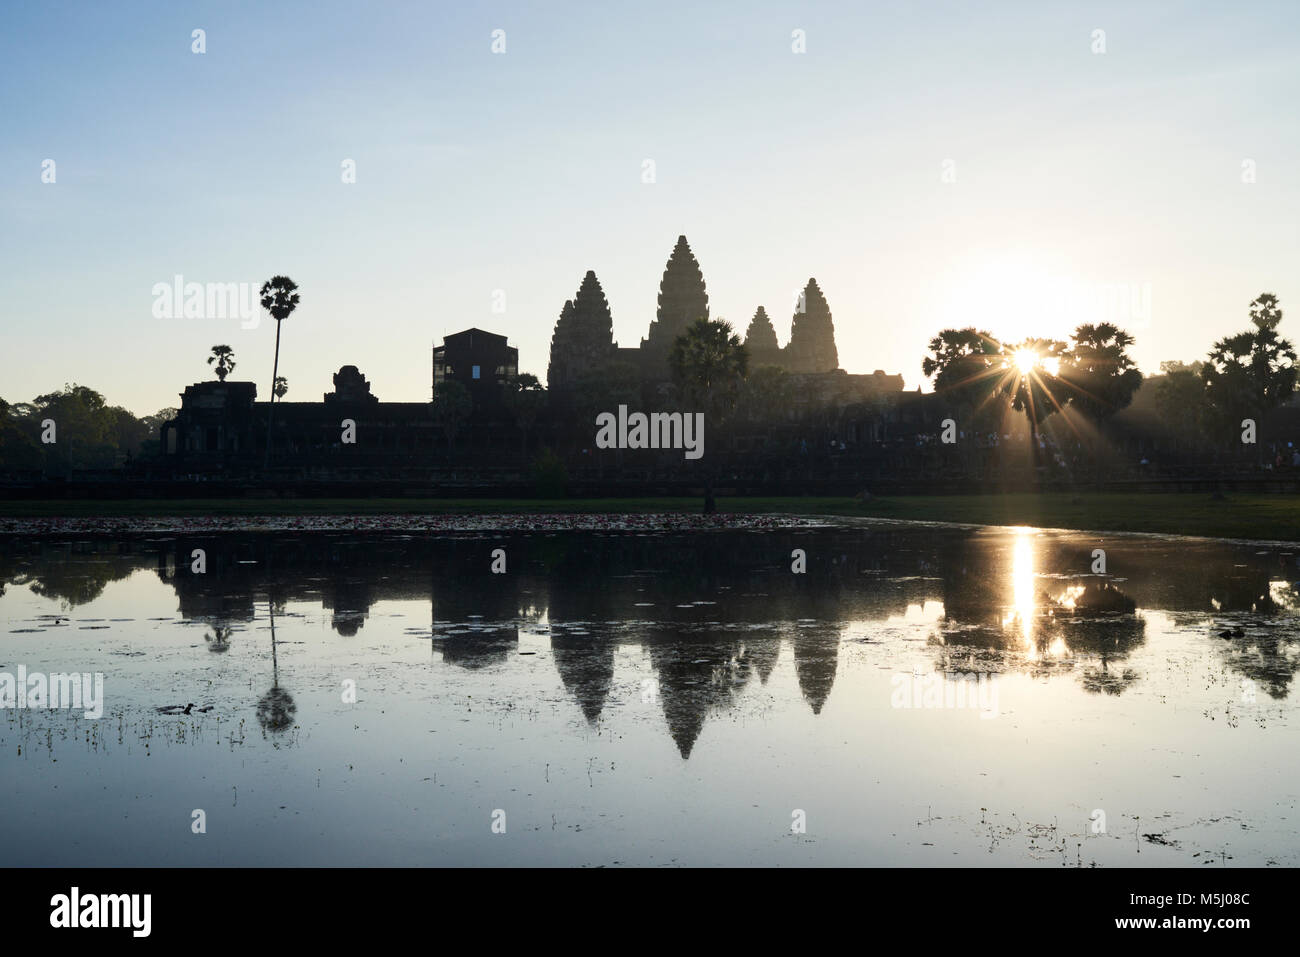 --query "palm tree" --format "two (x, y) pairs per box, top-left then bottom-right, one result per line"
(260, 276), (300, 467)
(207, 344), (236, 381)
(1057, 323), (1142, 484)
(273, 376), (289, 400)
(996, 336), (1069, 468)
(431, 379), (473, 460)
(502, 373), (546, 459)
(669, 317), (749, 513)
(1203, 293), (1297, 464)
